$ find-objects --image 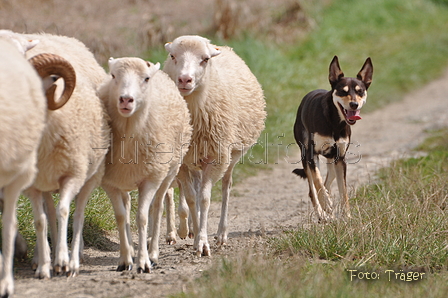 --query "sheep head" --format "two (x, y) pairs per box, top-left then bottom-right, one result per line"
(164, 35), (221, 96)
(108, 57), (160, 117)
(0, 29), (39, 55)
(28, 53), (76, 110)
